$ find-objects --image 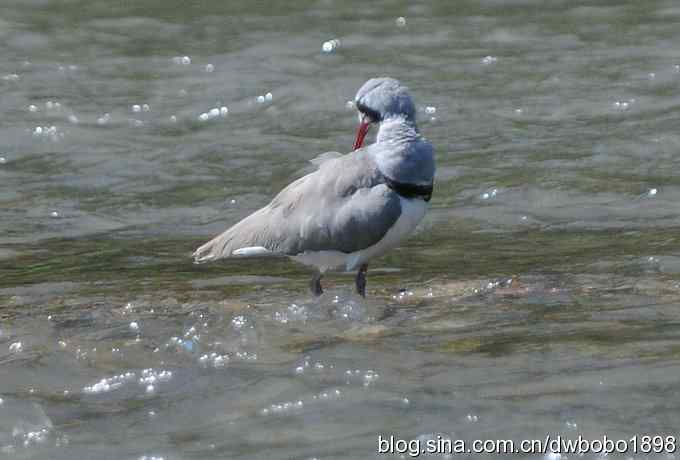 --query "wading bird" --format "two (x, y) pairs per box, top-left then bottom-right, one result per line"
(193, 77), (435, 297)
